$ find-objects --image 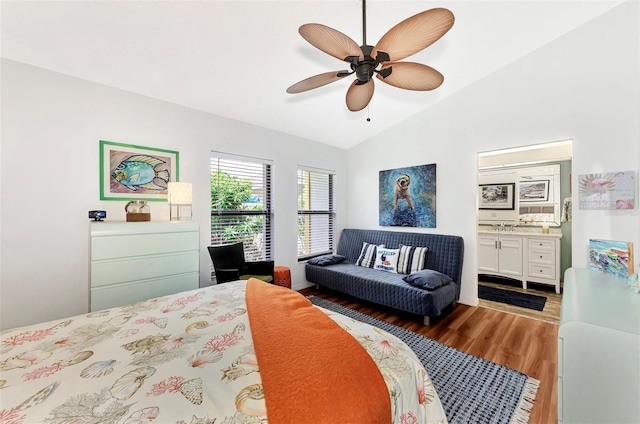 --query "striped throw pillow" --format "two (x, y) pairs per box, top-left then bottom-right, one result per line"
(397, 244), (428, 274)
(356, 242), (383, 268)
